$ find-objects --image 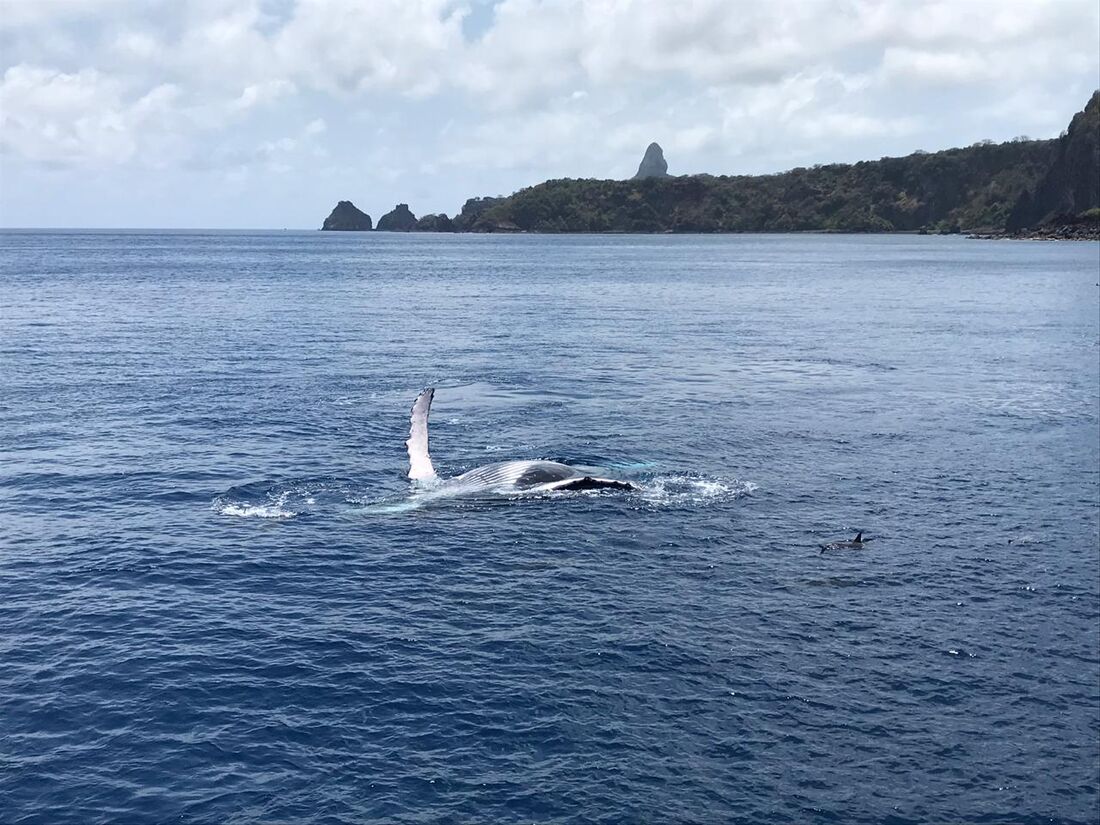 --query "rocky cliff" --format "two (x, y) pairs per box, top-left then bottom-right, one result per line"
(321, 200), (372, 231)
(376, 203), (418, 231)
(415, 213), (455, 231)
(633, 142), (670, 179)
(1006, 91), (1100, 231)
(449, 197), (506, 231)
